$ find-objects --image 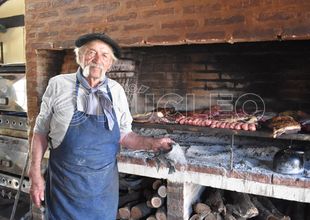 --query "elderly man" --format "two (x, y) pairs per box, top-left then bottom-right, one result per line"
(28, 33), (173, 220)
